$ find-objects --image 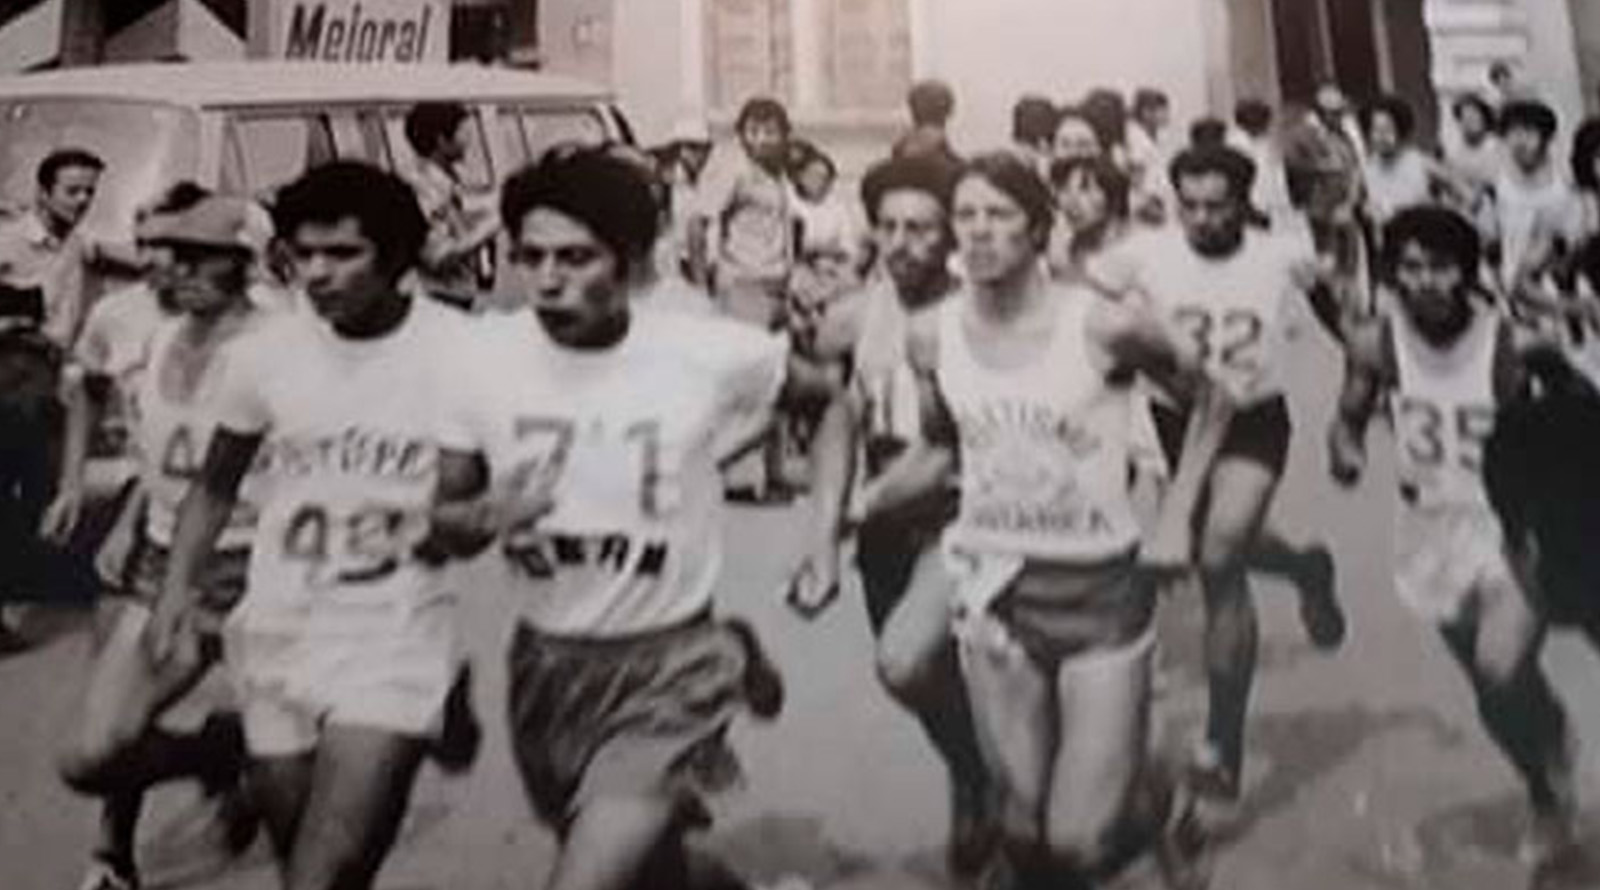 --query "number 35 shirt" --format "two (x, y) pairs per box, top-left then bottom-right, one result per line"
(210, 298), (472, 654)
(1094, 226), (1312, 407)
(456, 307), (789, 638)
